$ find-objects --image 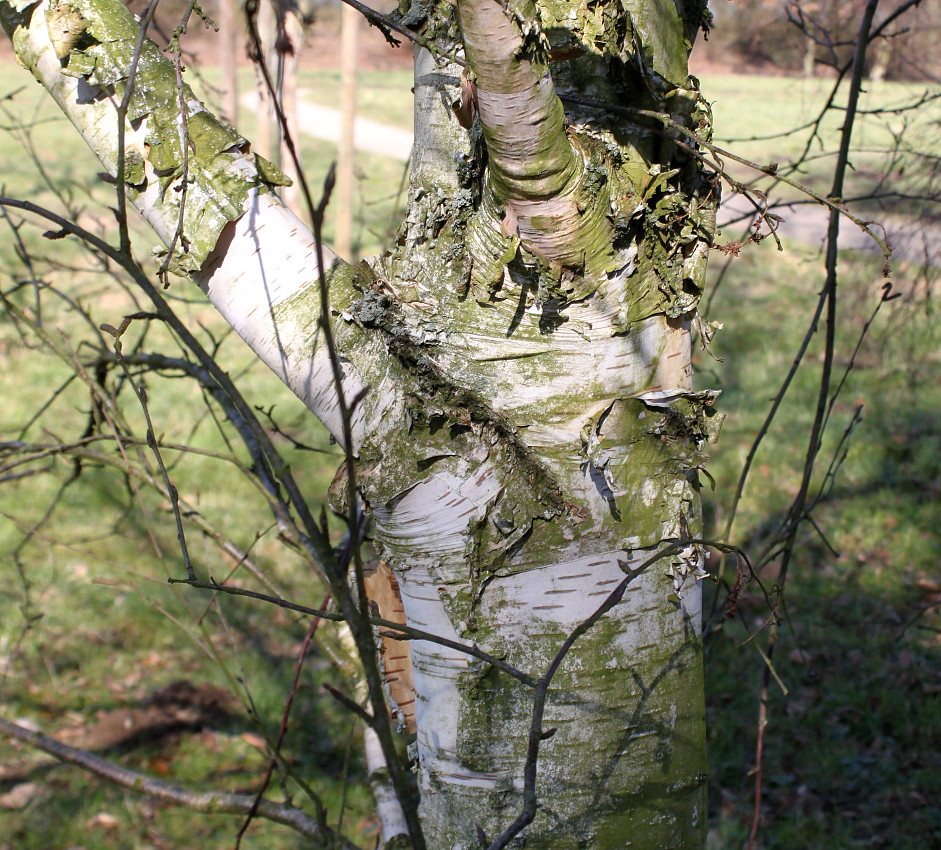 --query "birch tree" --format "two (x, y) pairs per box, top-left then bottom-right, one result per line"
(0, 0), (721, 846)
